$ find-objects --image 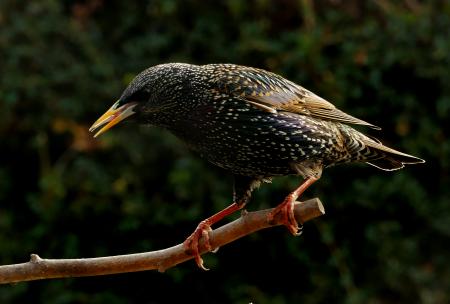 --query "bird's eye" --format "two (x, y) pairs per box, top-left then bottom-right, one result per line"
(130, 90), (149, 103)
